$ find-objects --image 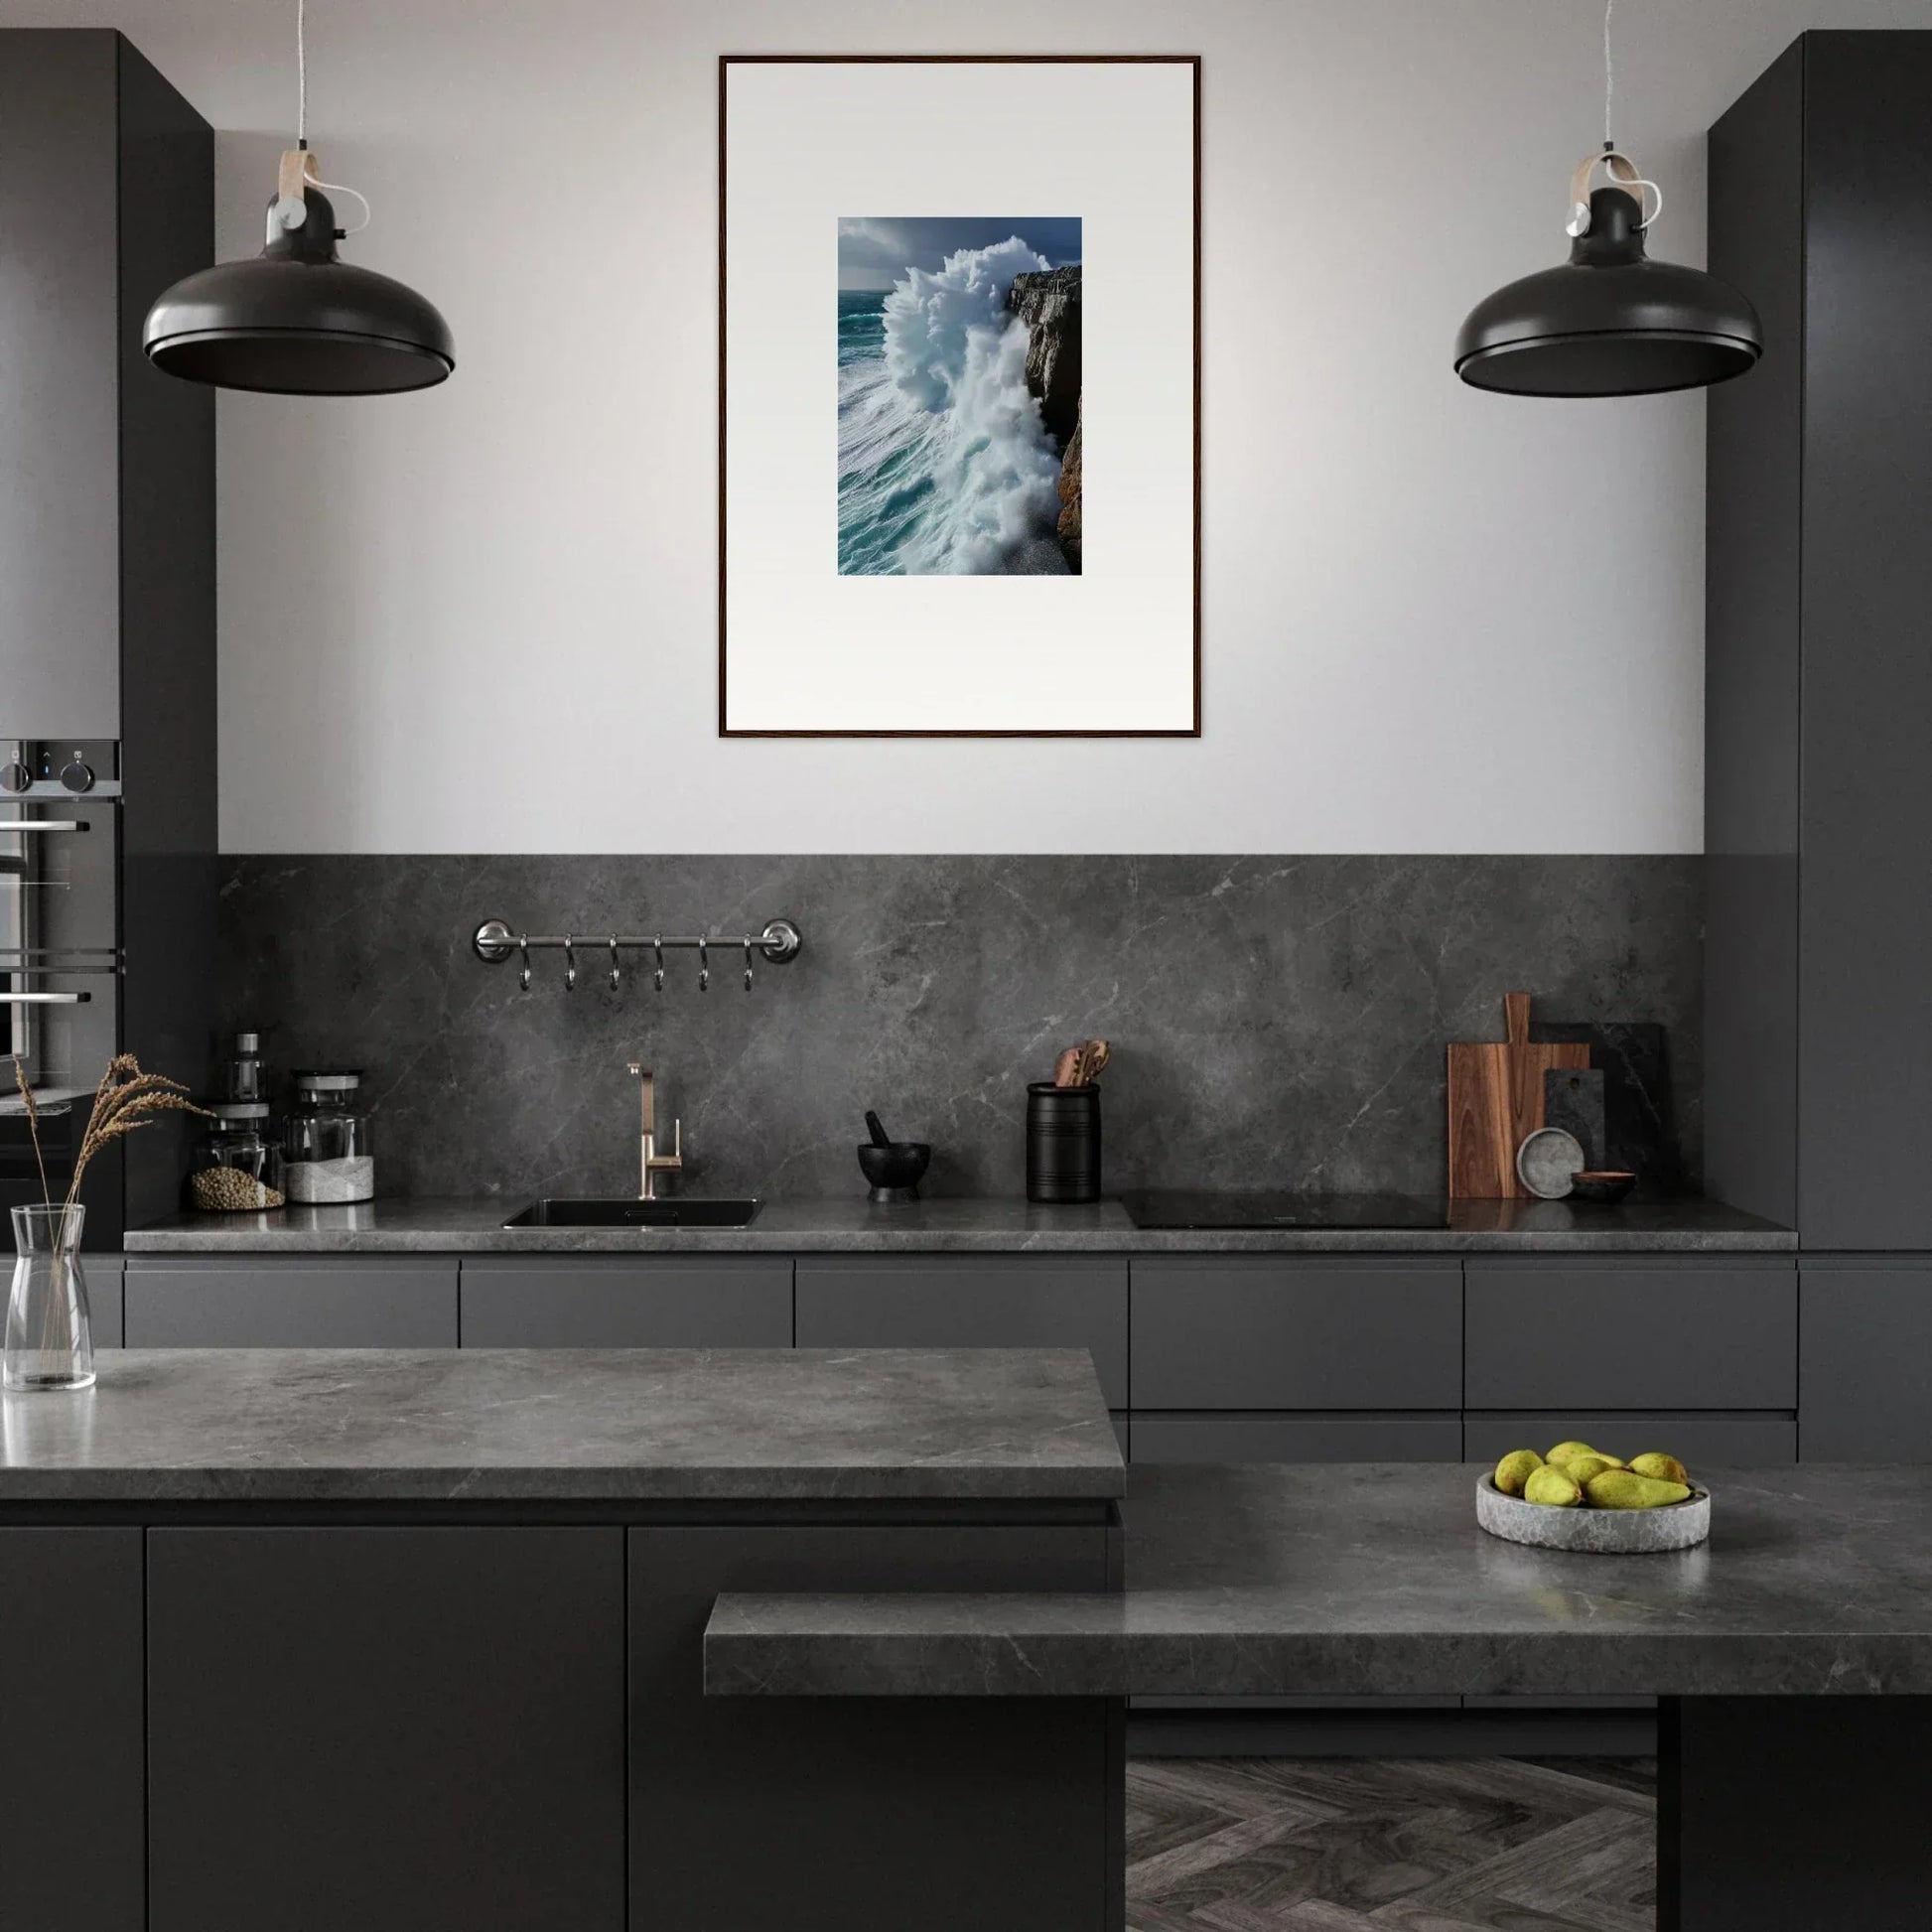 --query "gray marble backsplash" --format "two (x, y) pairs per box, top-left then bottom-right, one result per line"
(216, 856), (1703, 1203)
